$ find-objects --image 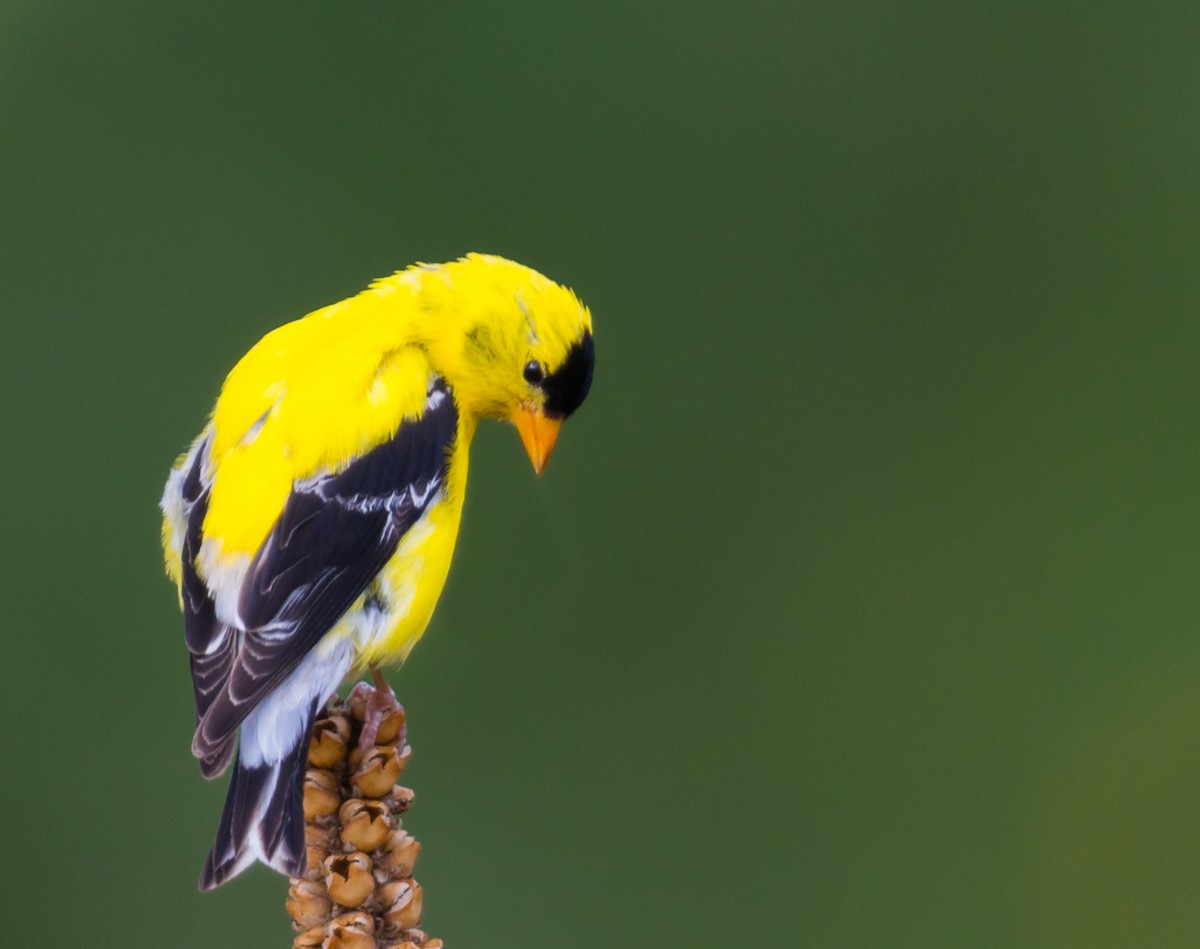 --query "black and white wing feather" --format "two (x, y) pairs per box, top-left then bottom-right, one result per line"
(163, 431), (245, 777)
(189, 379), (458, 765)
